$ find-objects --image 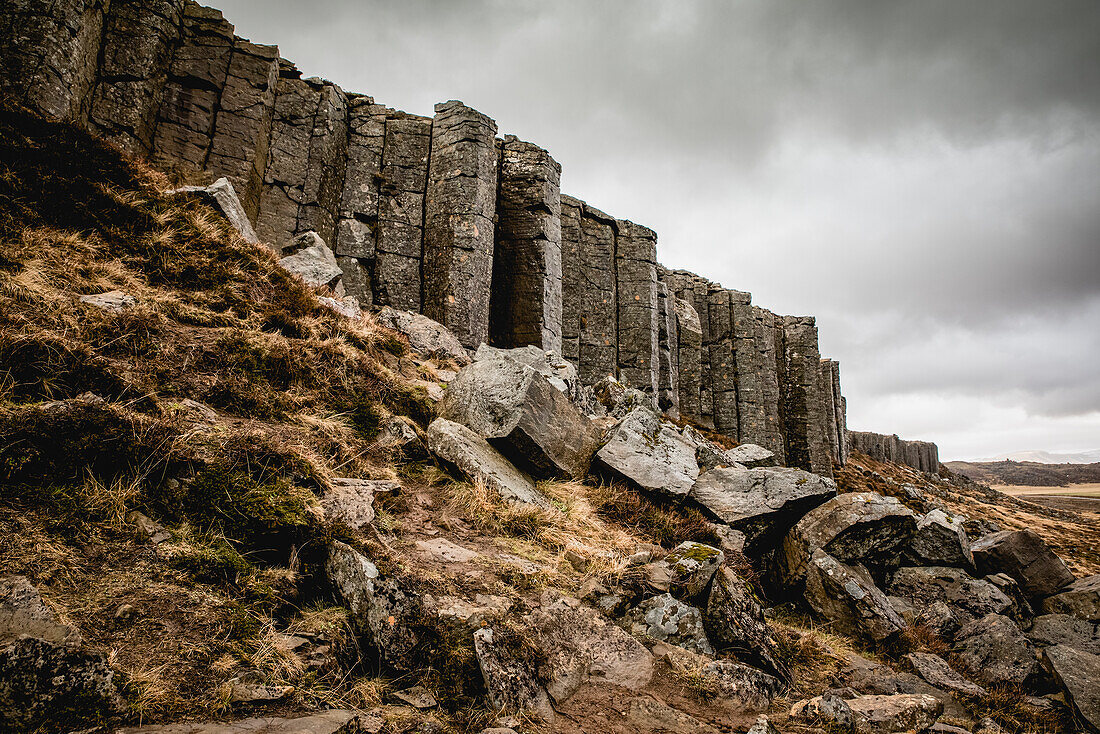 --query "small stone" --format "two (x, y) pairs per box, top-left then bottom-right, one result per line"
(790, 693), (854, 730)
(665, 541), (724, 601)
(229, 682), (294, 702)
(643, 562), (672, 593)
(392, 684), (437, 709)
(114, 604), (135, 621)
(79, 290), (136, 312)
(416, 538), (478, 563)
